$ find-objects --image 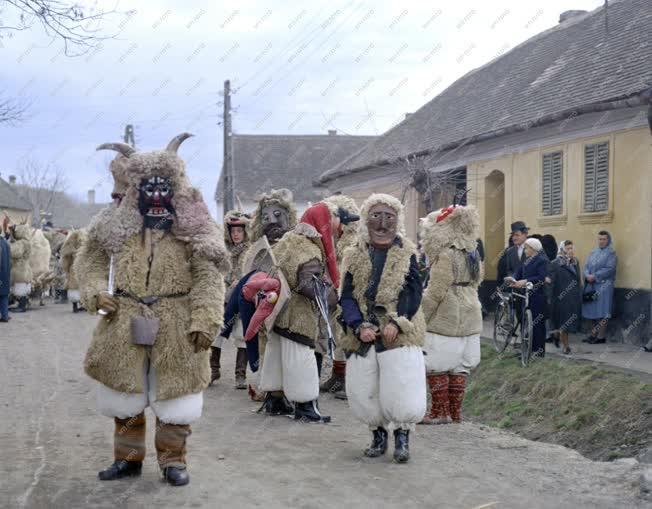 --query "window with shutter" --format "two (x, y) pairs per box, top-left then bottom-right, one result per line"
(541, 151), (563, 216)
(583, 142), (609, 212)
